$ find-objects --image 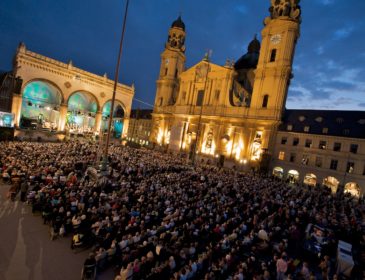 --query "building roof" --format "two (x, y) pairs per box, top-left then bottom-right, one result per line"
(130, 109), (153, 119)
(171, 16), (185, 31)
(234, 36), (260, 70)
(279, 109), (365, 139)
